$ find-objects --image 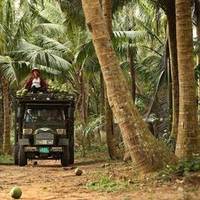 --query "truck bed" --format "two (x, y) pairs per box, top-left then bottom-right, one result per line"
(14, 92), (75, 104)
